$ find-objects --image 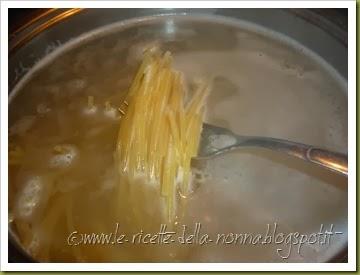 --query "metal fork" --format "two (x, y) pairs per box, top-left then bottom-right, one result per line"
(194, 123), (348, 176)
